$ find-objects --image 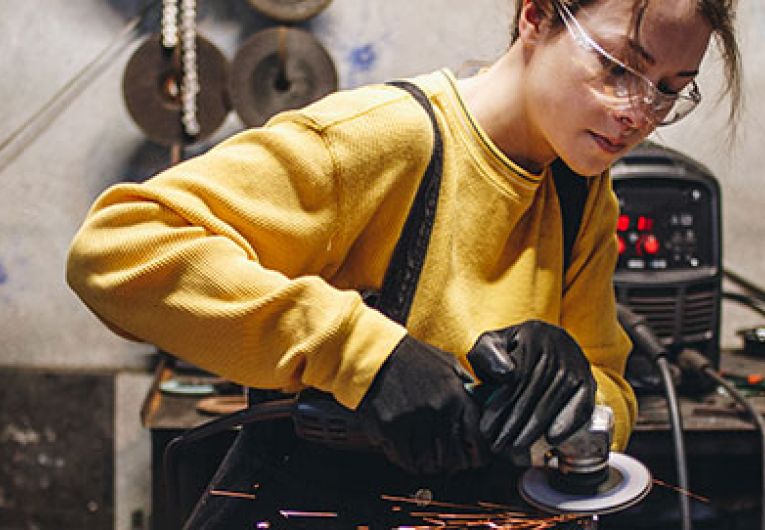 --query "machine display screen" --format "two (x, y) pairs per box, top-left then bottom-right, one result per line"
(614, 179), (714, 271)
